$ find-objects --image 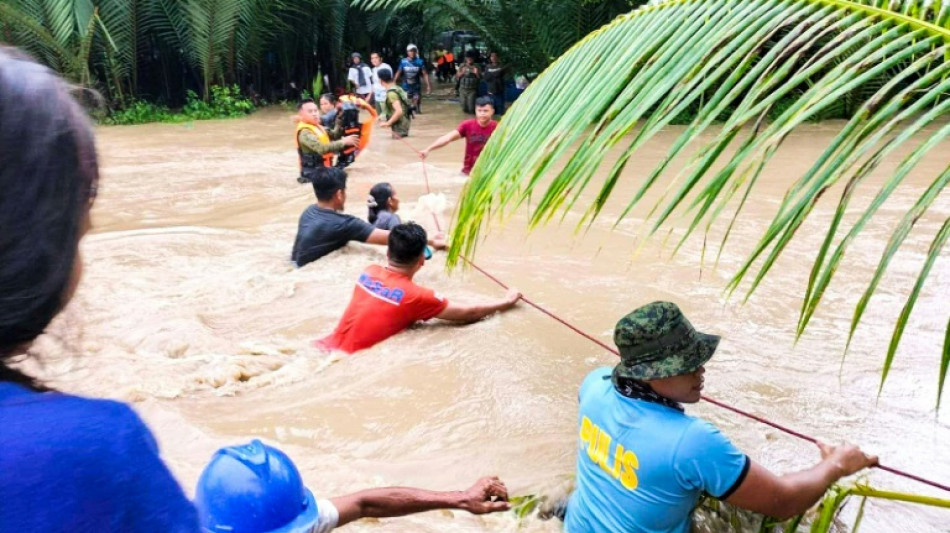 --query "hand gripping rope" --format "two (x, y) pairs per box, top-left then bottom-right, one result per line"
(393, 134), (950, 494)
